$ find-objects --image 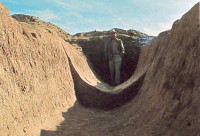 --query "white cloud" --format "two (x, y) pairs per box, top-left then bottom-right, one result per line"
(52, 0), (94, 29)
(67, 12), (93, 23)
(143, 27), (161, 36)
(55, 23), (71, 30)
(34, 9), (59, 21)
(118, 17), (127, 28)
(25, 9), (59, 21)
(52, 0), (72, 9)
(143, 22), (172, 36)
(132, 0), (199, 6)
(158, 23), (172, 31)
(1, 0), (17, 4)
(109, 12), (128, 28)
(52, 0), (93, 11)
